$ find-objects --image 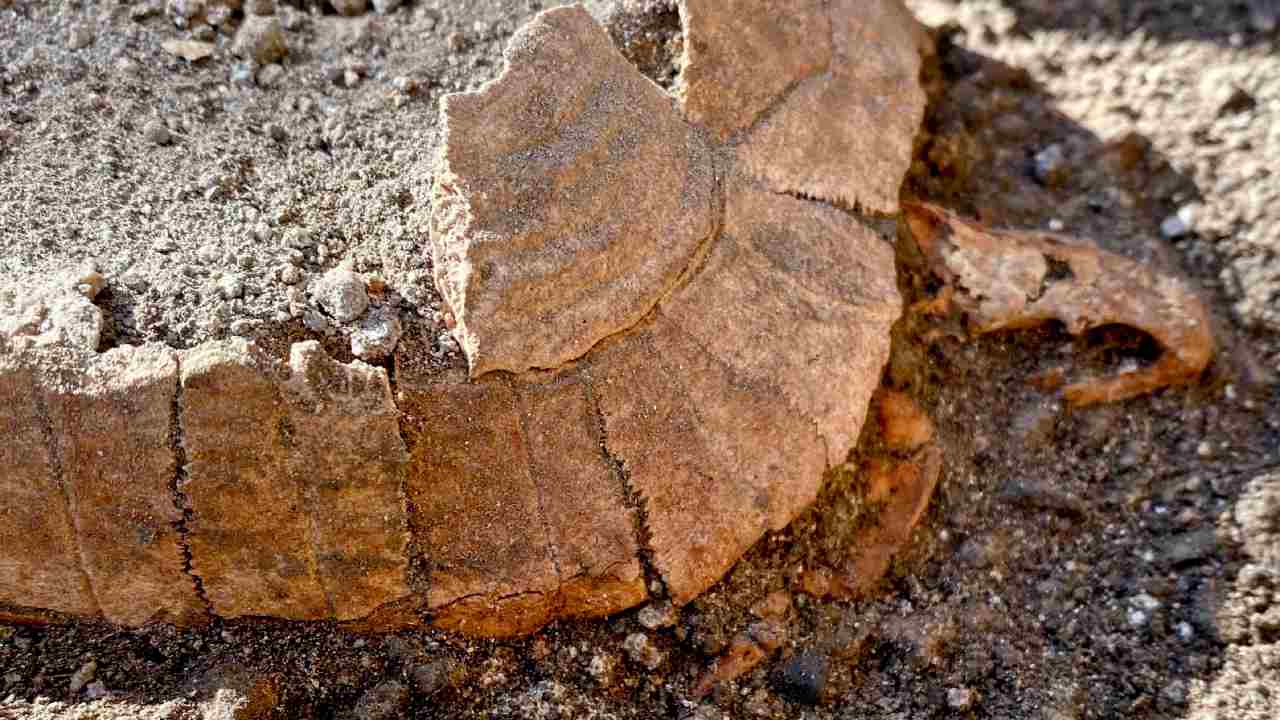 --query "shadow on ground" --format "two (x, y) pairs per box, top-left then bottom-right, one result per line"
(982, 0), (1279, 47)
